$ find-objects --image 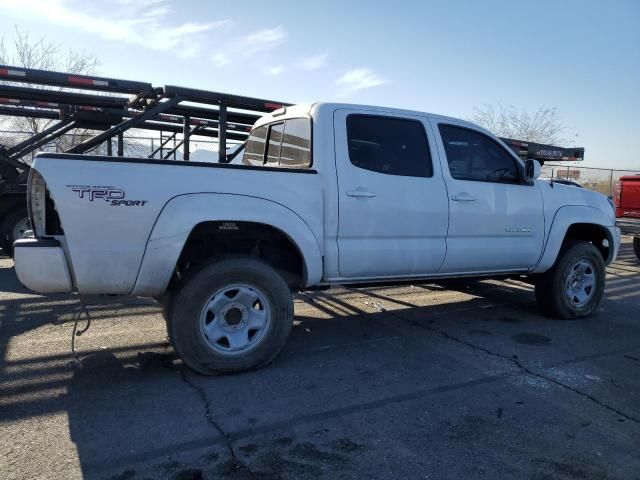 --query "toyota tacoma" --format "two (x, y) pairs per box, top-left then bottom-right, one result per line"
(13, 103), (621, 374)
